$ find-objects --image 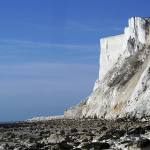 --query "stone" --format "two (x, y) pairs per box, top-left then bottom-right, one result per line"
(92, 142), (110, 149)
(59, 142), (73, 150)
(78, 142), (93, 149)
(137, 138), (150, 148)
(78, 141), (110, 149)
(128, 126), (145, 135)
(70, 128), (78, 133)
(46, 134), (65, 144)
(0, 145), (6, 150)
